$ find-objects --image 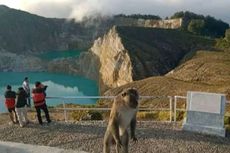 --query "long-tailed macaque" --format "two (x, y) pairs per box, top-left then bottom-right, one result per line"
(103, 88), (139, 153)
